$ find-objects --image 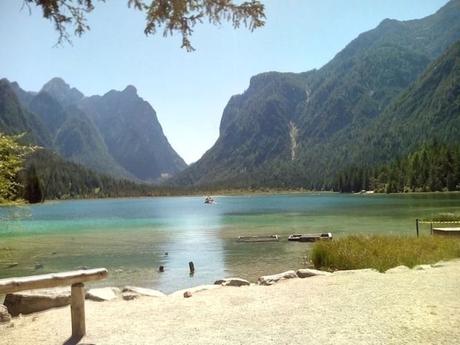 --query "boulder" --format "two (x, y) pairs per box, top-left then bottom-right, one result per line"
(183, 291), (192, 298)
(413, 264), (432, 271)
(122, 286), (165, 298)
(214, 278), (250, 287)
(0, 305), (11, 323)
(85, 287), (121, 302)
(4, 288), (70, 316)
(121, 292), (138, 301)
(385, 266), (411, 274)
(257, 270), (297, 286)
(170, 285), (221, 297)
(296, 268), (332, 278)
